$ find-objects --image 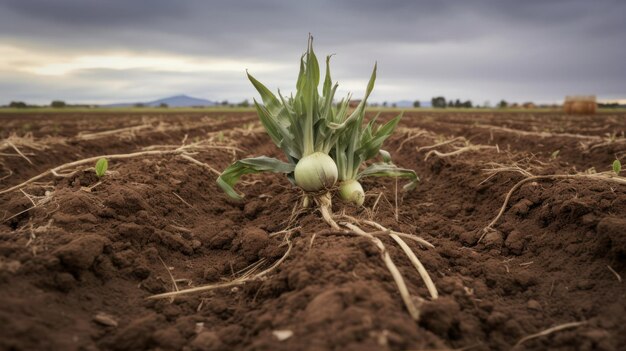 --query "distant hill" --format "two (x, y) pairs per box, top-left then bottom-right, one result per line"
(103, 95), (216, 107)
(393, 100), (416, 108)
